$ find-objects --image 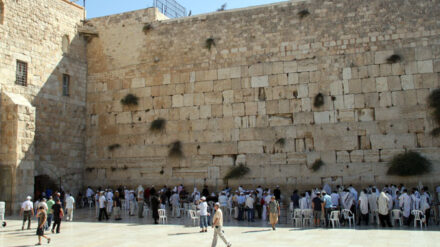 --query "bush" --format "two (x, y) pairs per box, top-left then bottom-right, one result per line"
(224, 163), (250, 181)
(310, 159), (324, 172)
(387, 151), (432, 176)
(108, 144), (121, 151)
(150, 118), (166, 133)
(169, 141), (184, 159)
(120, 94), (139, 106)
(313, 93), (325, 107)
(205, 38), (216, 50)
(298, 9), (310, 19)
(143, 23), (153, 34)
(275, 138), (286, 147)
(386, 54), (402, 64)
